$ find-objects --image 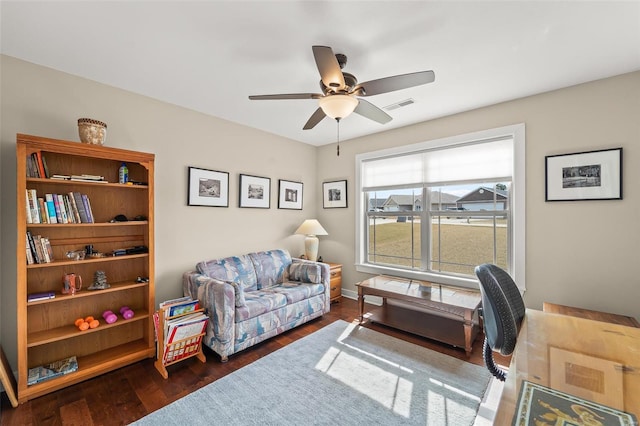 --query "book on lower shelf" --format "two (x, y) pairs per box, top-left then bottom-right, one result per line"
(27, 355), (78, 386)
(27, 291), (56, 302)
